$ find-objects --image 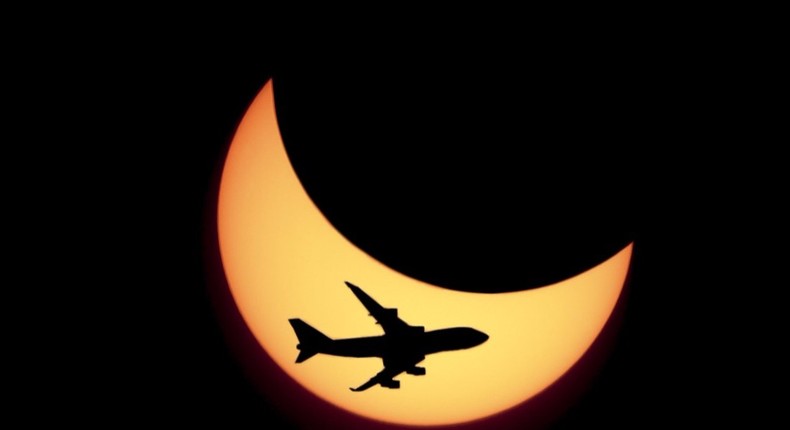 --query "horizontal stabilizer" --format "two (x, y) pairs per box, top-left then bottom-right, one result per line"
(289, 318), (331, 363)
(296, 349), (316, 363)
